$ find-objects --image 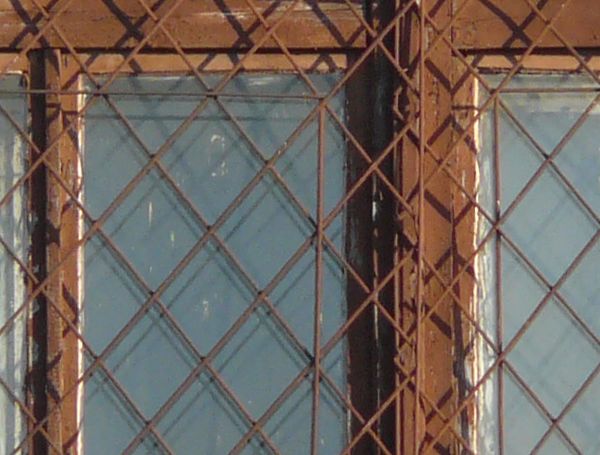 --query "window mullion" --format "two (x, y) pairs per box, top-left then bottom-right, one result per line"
(29, 48), (81, 455)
